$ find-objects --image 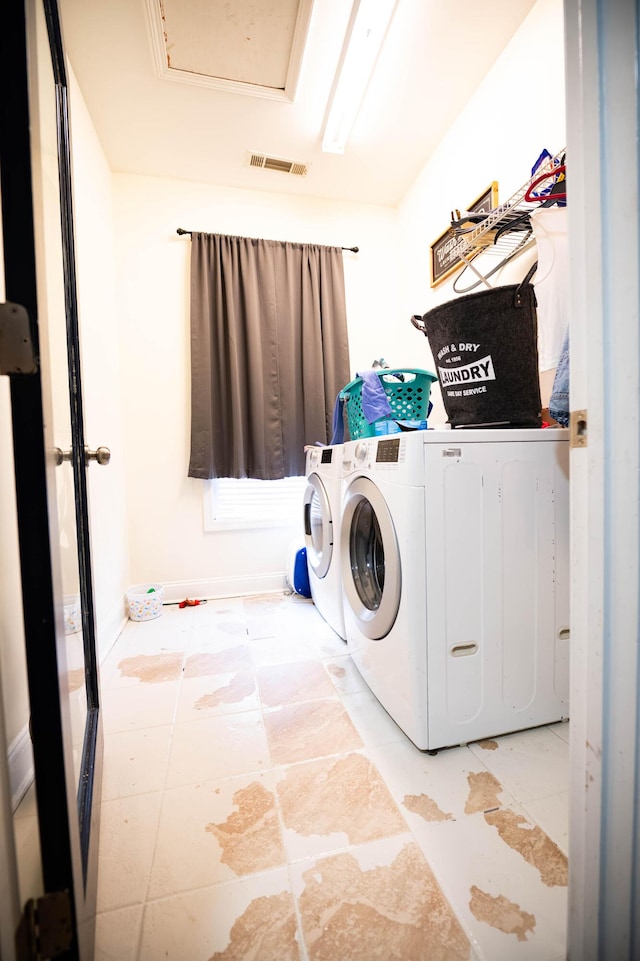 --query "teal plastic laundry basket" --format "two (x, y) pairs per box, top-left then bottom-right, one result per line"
(340, 368), (437, 440)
